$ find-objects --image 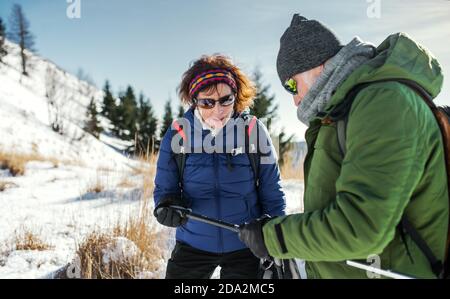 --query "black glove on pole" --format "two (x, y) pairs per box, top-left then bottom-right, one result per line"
(153, 194), (188, 228)
(238, 214), (273, 260)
